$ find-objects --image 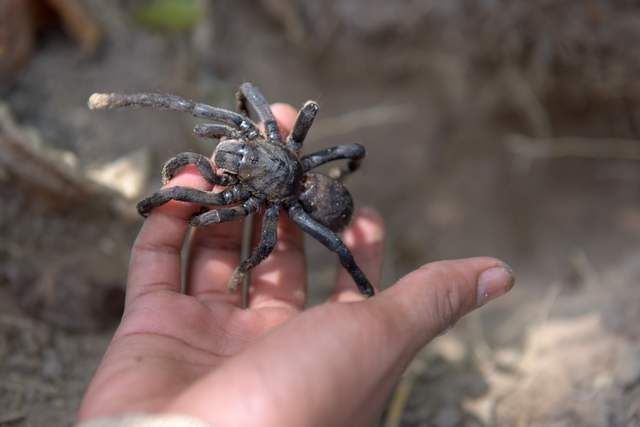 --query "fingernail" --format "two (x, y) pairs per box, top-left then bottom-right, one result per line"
(477, 264), (515, 306)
